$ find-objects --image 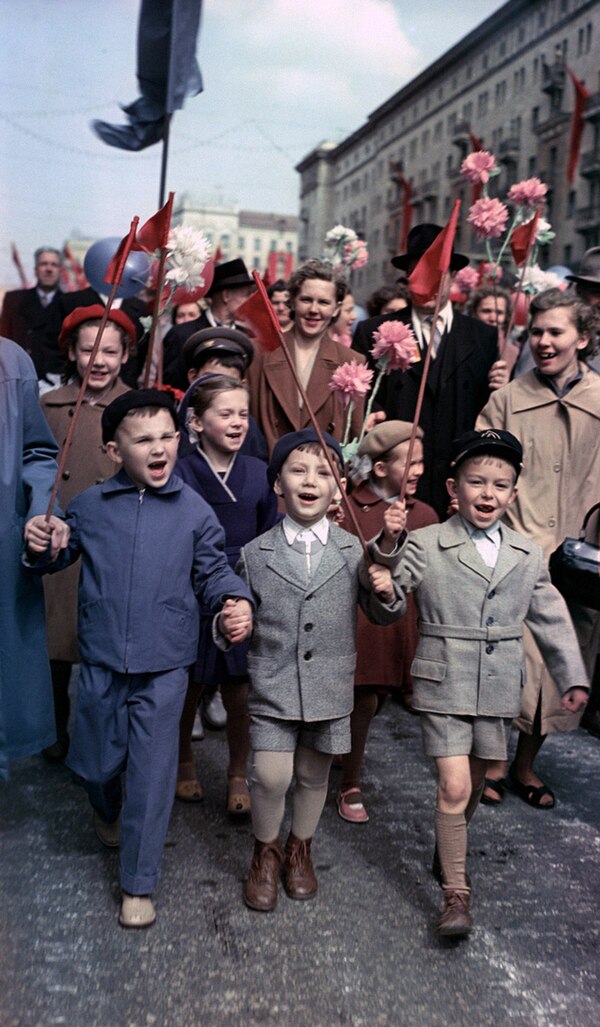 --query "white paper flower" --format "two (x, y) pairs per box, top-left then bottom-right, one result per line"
(164, 226), (212, 290)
